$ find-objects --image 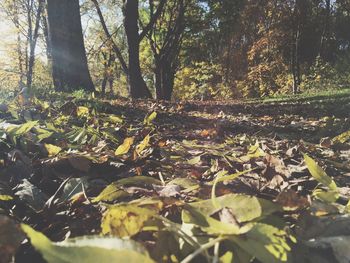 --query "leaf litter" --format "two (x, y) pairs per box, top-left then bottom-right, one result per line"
(0, 94), (350, 262)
